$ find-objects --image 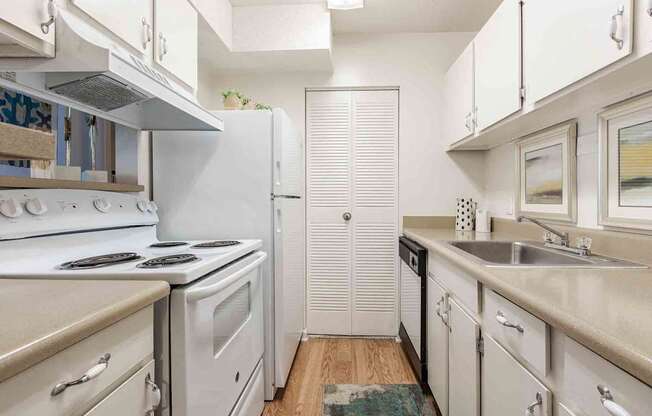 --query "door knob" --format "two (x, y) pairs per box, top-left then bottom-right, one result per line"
(342, 212), (352, 221)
